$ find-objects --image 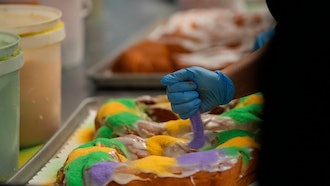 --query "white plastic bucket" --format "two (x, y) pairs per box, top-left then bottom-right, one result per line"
(0, 4), (65, 148)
